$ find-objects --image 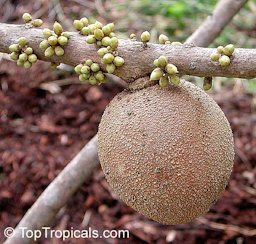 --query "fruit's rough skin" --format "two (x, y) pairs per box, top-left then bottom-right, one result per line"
(98, 79), (234, 225)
